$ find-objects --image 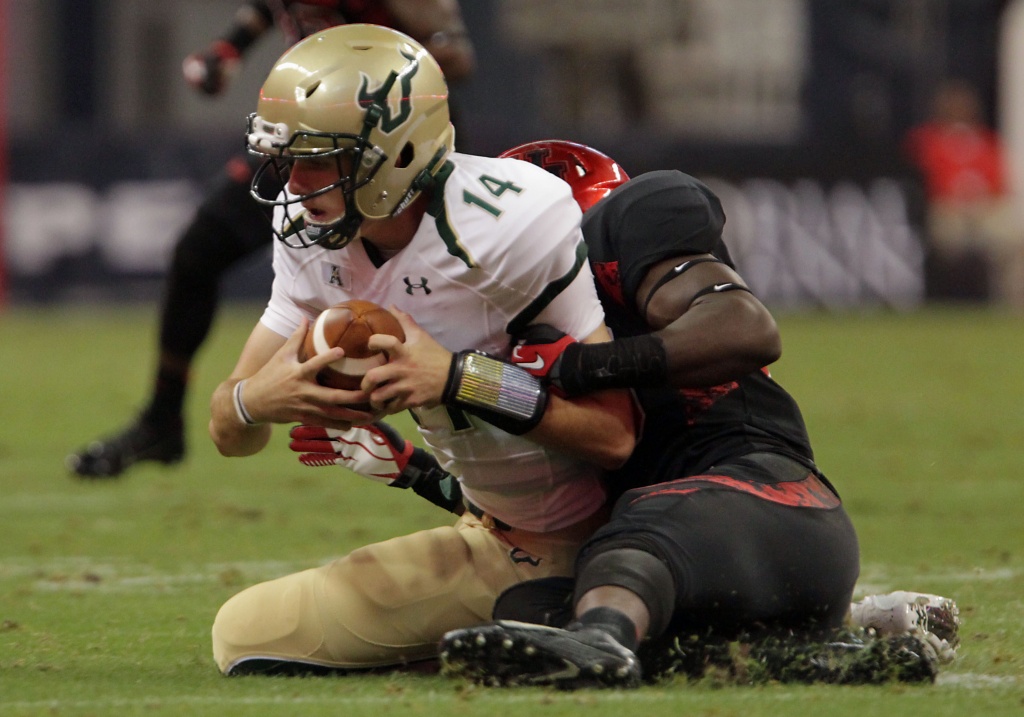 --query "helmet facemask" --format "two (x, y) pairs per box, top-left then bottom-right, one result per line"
(247, 112), (387, 250)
